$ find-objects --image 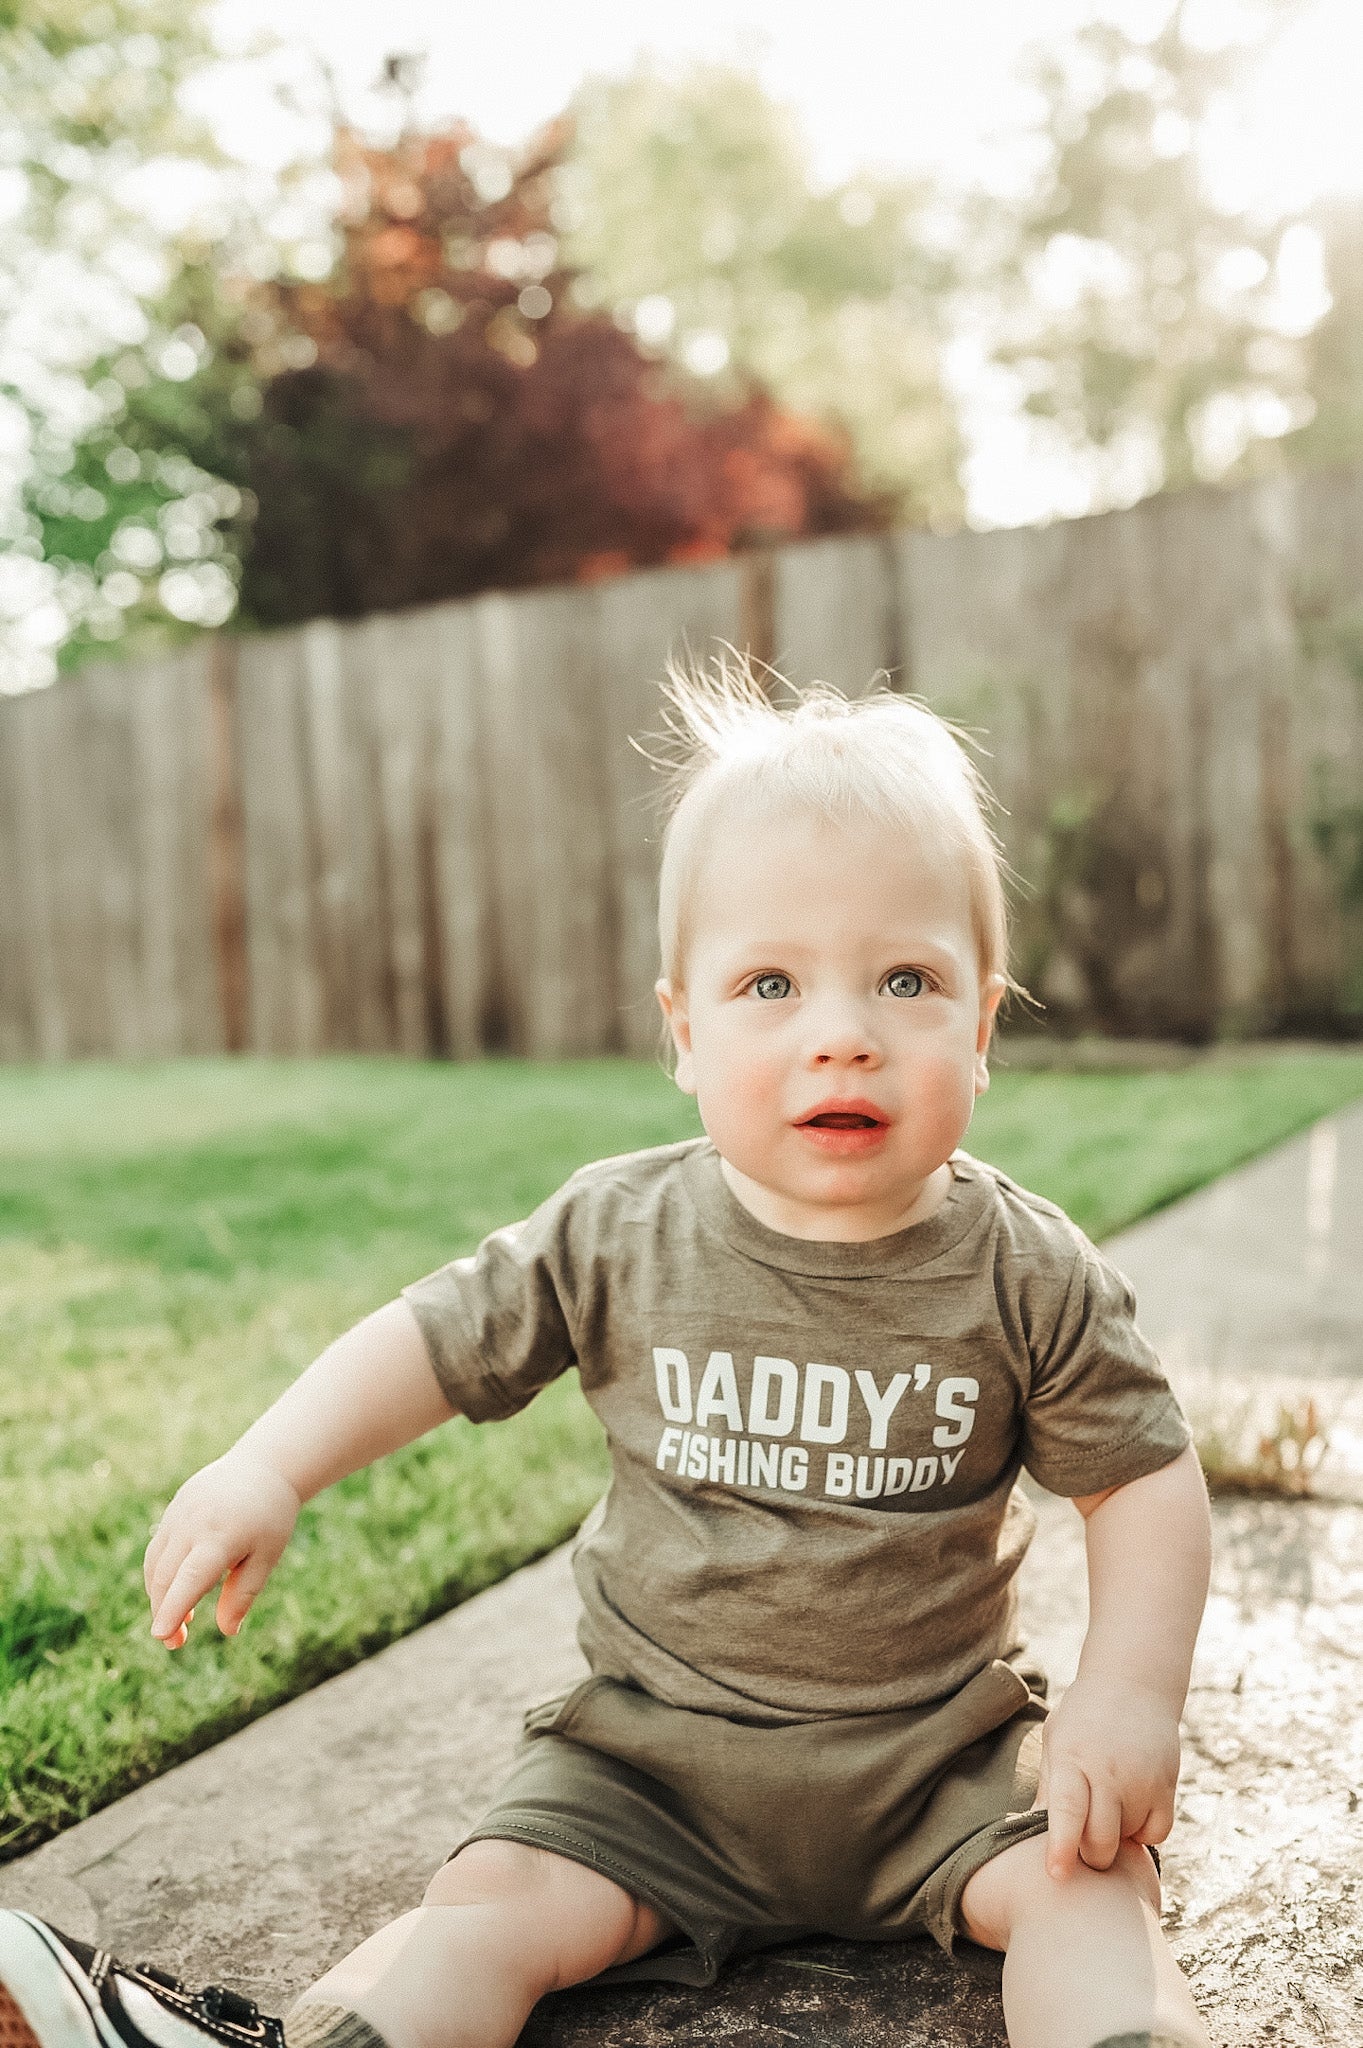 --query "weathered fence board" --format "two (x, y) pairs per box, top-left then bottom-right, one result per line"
(0, 650), (221, 1059)
(1277, 466), (1363, 1018)
(236, 631), (326, 1054)
(297, 615), (384, 1054)
(772, 533), (902, 697)
(595, 557), (747, 1054)
(5, 685), (71, 1059)
(475, 588), (618, 1056)
(129, 649), (222, 1055)
(896, 474), (1361, 1036)
(423, 601), (495, 1060)
(3, 464), (1361, 1060)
